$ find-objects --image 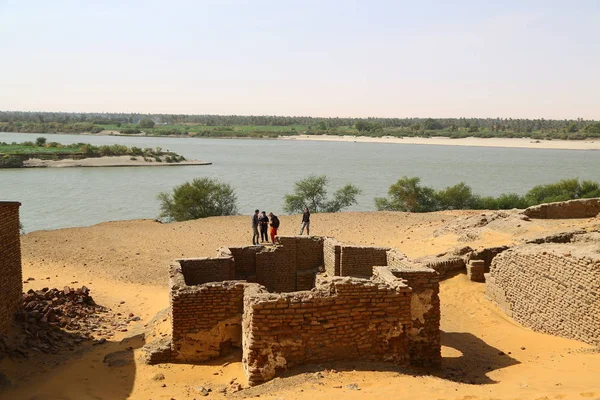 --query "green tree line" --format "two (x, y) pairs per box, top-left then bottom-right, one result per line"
(157, 175), (600, 222)
(2, 111), (600, 139)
